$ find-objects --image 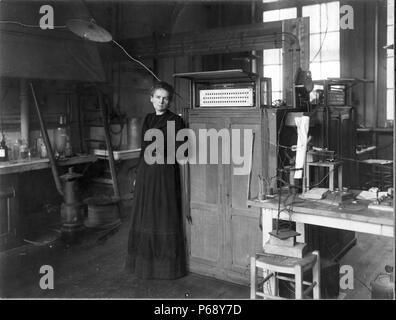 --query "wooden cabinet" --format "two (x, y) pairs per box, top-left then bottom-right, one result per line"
(175, 70), (301, 284)
(187, 109), (265, 284)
